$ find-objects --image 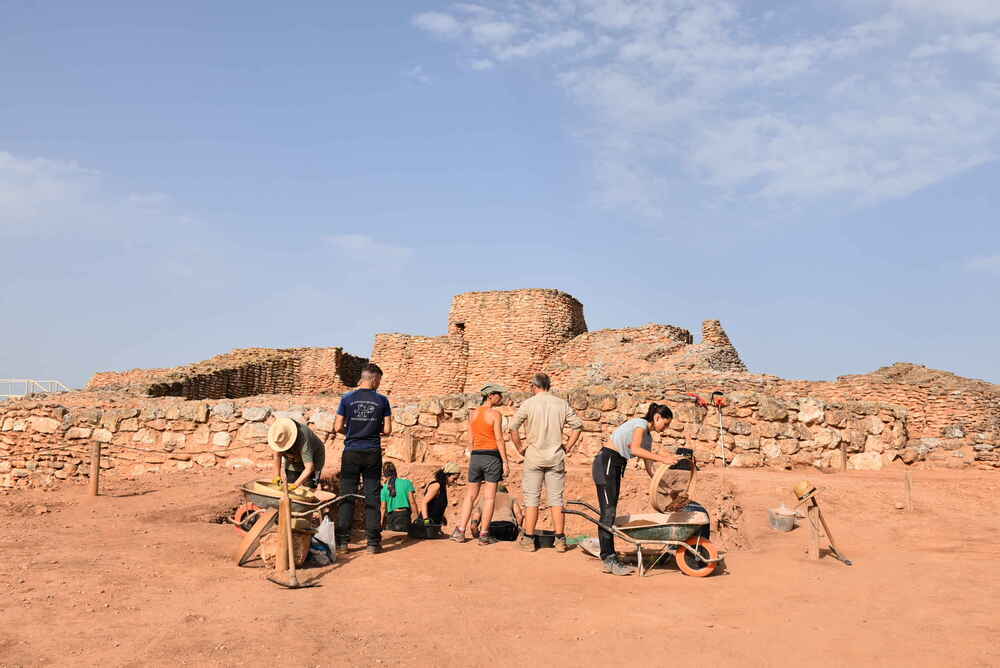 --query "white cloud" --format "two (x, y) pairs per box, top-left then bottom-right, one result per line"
(0, 150), (194, 239)
(404, 64), (432, 84)
(413, 11), (462, 36)
(324, 234), (414, 262)
(412, 1), (1000, 215)
(966, 254), (1000, 274)
(890, 0), (1000, 24)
